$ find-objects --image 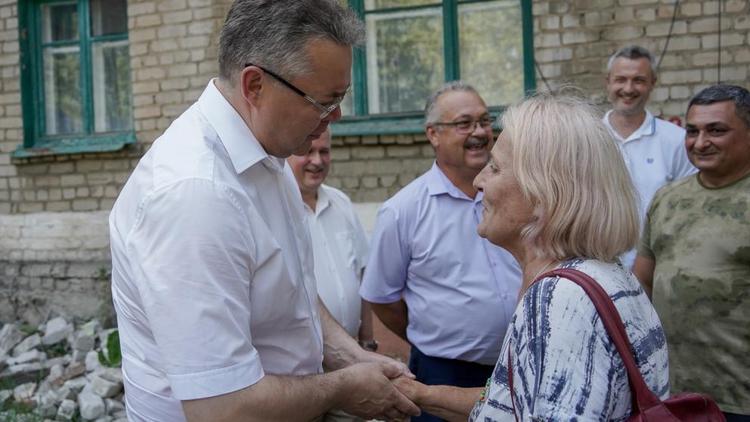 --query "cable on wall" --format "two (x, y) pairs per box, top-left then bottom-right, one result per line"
(534, 59), (553, 93)
(717, 0), (722, 83)
(655, 0), (681, 73)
